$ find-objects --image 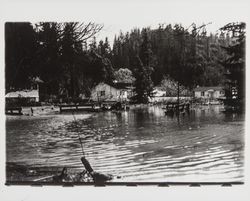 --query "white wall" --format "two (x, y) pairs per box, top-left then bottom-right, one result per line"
(195, 91), (202, 98)
(194, 90), (224, 99)
(91, 83), (130, 102)
(91, 83), (117, 101)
